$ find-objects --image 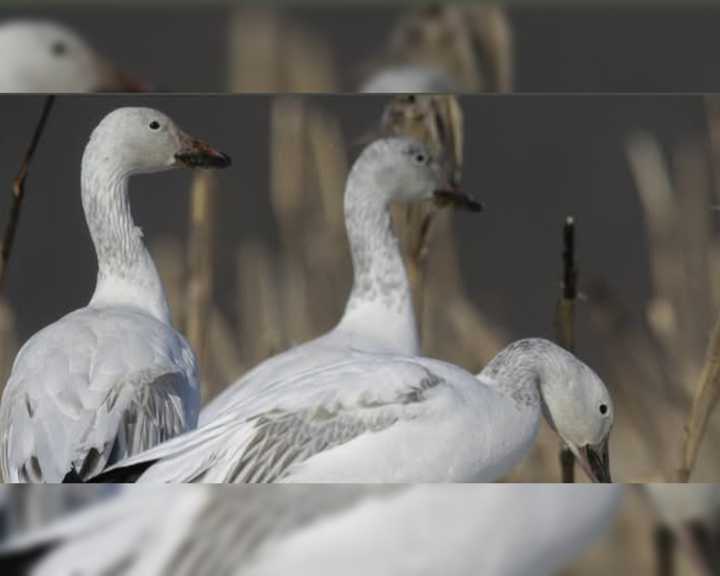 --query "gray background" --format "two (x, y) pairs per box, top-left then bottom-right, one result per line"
(4, 5), (720, 91)
(0, 94), (707, 376)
